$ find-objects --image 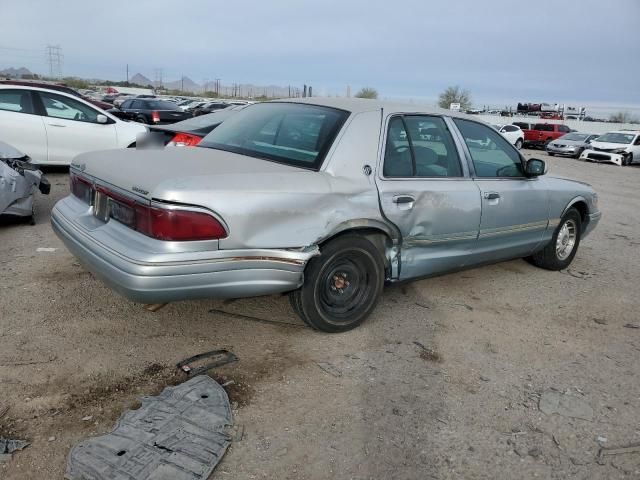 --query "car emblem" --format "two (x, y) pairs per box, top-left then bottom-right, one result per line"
(132, 186), (149, 195)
